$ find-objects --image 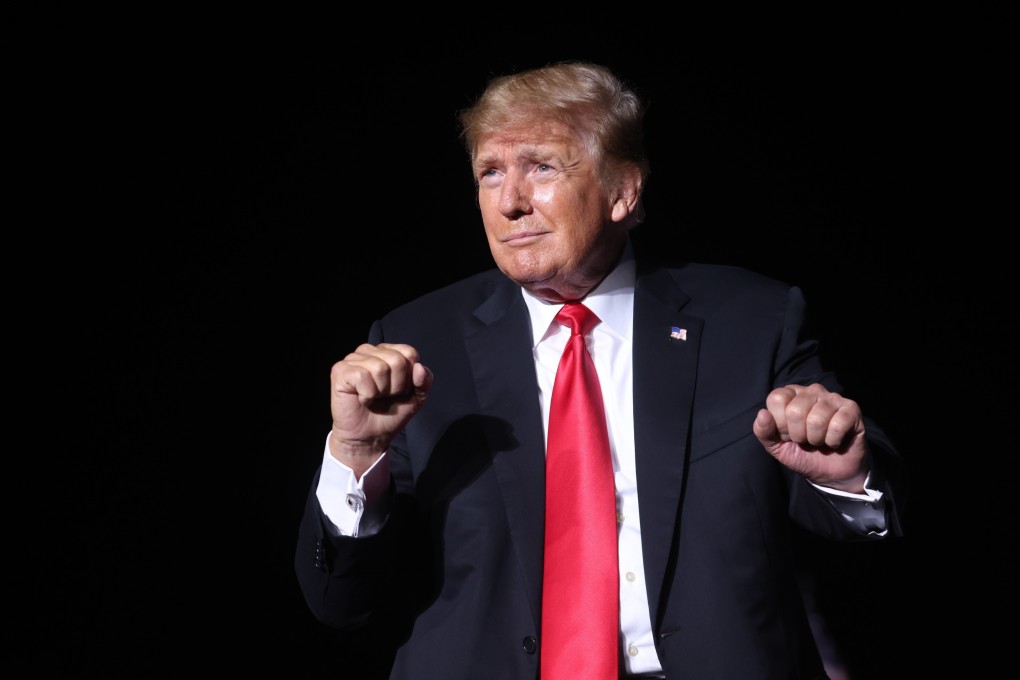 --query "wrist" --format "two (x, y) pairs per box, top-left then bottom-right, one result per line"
(328, 431), (386, 479)
(821, 468), (869, 495)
